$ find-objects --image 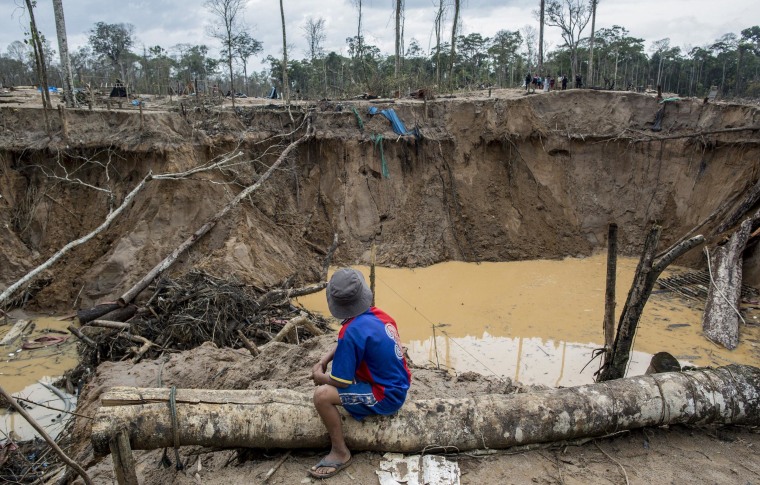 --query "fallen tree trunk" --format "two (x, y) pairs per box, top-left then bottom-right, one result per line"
(91, 364), (760, 455)
(702, 216), (755, 349)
